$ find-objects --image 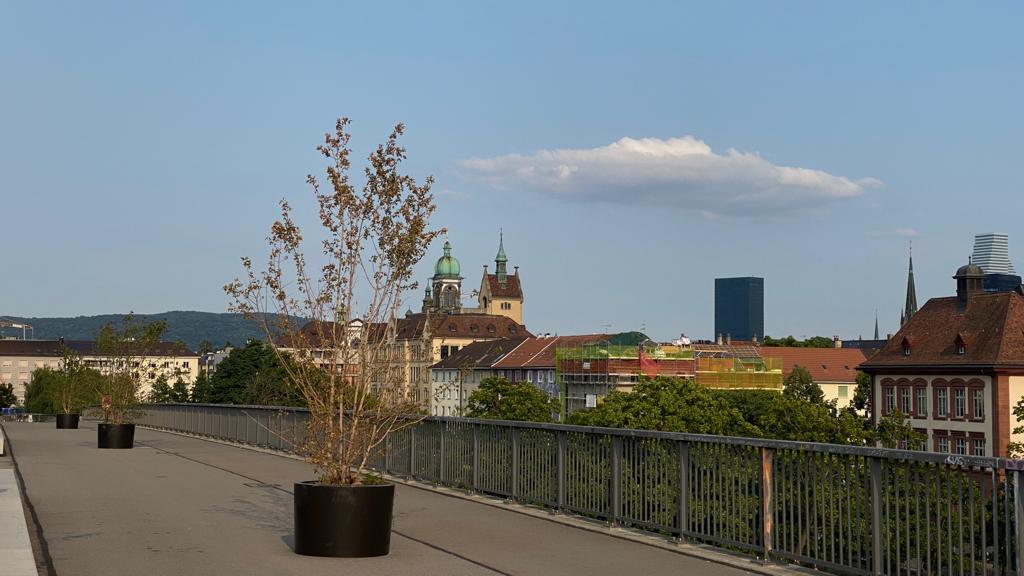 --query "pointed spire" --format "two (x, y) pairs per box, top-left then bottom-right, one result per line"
(874, 310), (880, 340)
(902, 241), (918, 325)
(495, 229), (508, 282)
